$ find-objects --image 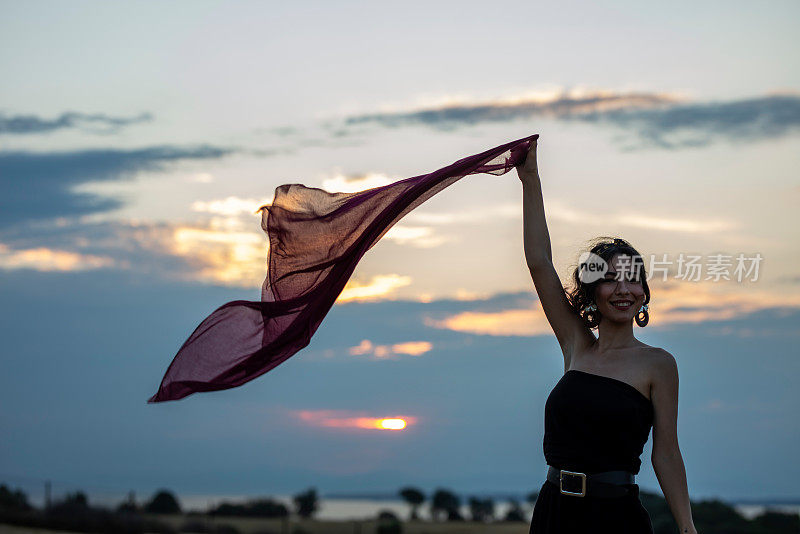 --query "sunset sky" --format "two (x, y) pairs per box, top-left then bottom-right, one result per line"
(1, 0), (798, 507)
